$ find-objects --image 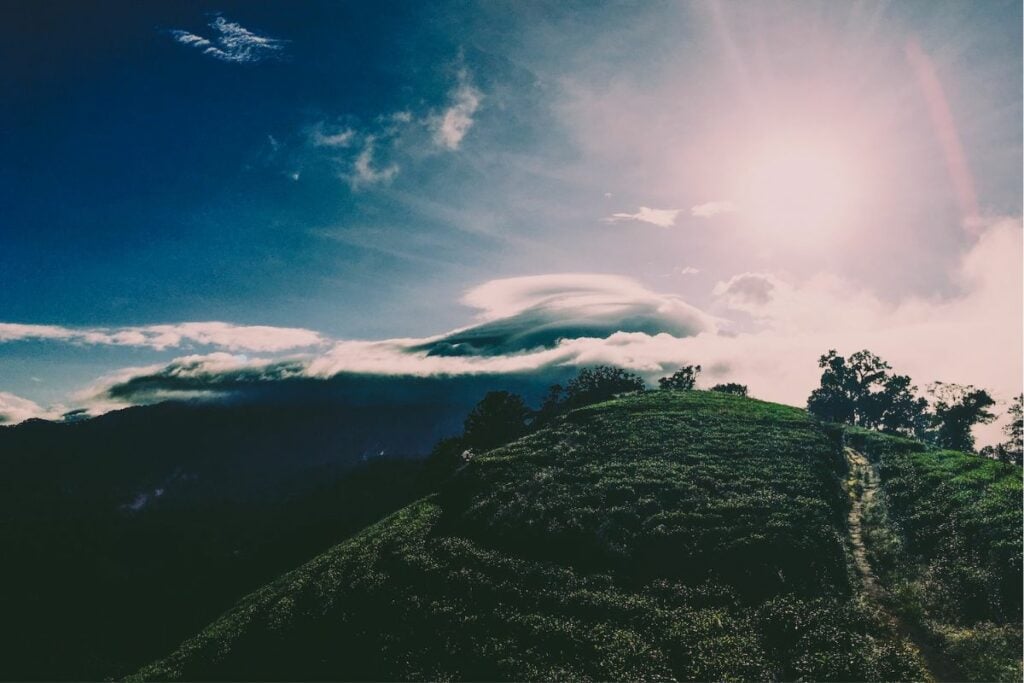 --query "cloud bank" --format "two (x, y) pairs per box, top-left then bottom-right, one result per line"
(0, 322), (325, 352)
(5, 219), (1020, 446)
